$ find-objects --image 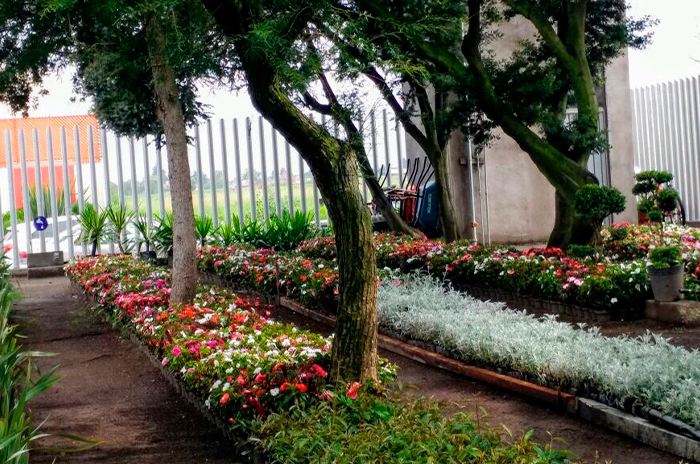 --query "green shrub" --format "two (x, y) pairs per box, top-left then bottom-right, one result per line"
(573, 185), (626, 225)
(254, 395), (573, 464)
(650, 246), (681, 269)
(566, 244), (596, 260)
(152, 213), (174, 255)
